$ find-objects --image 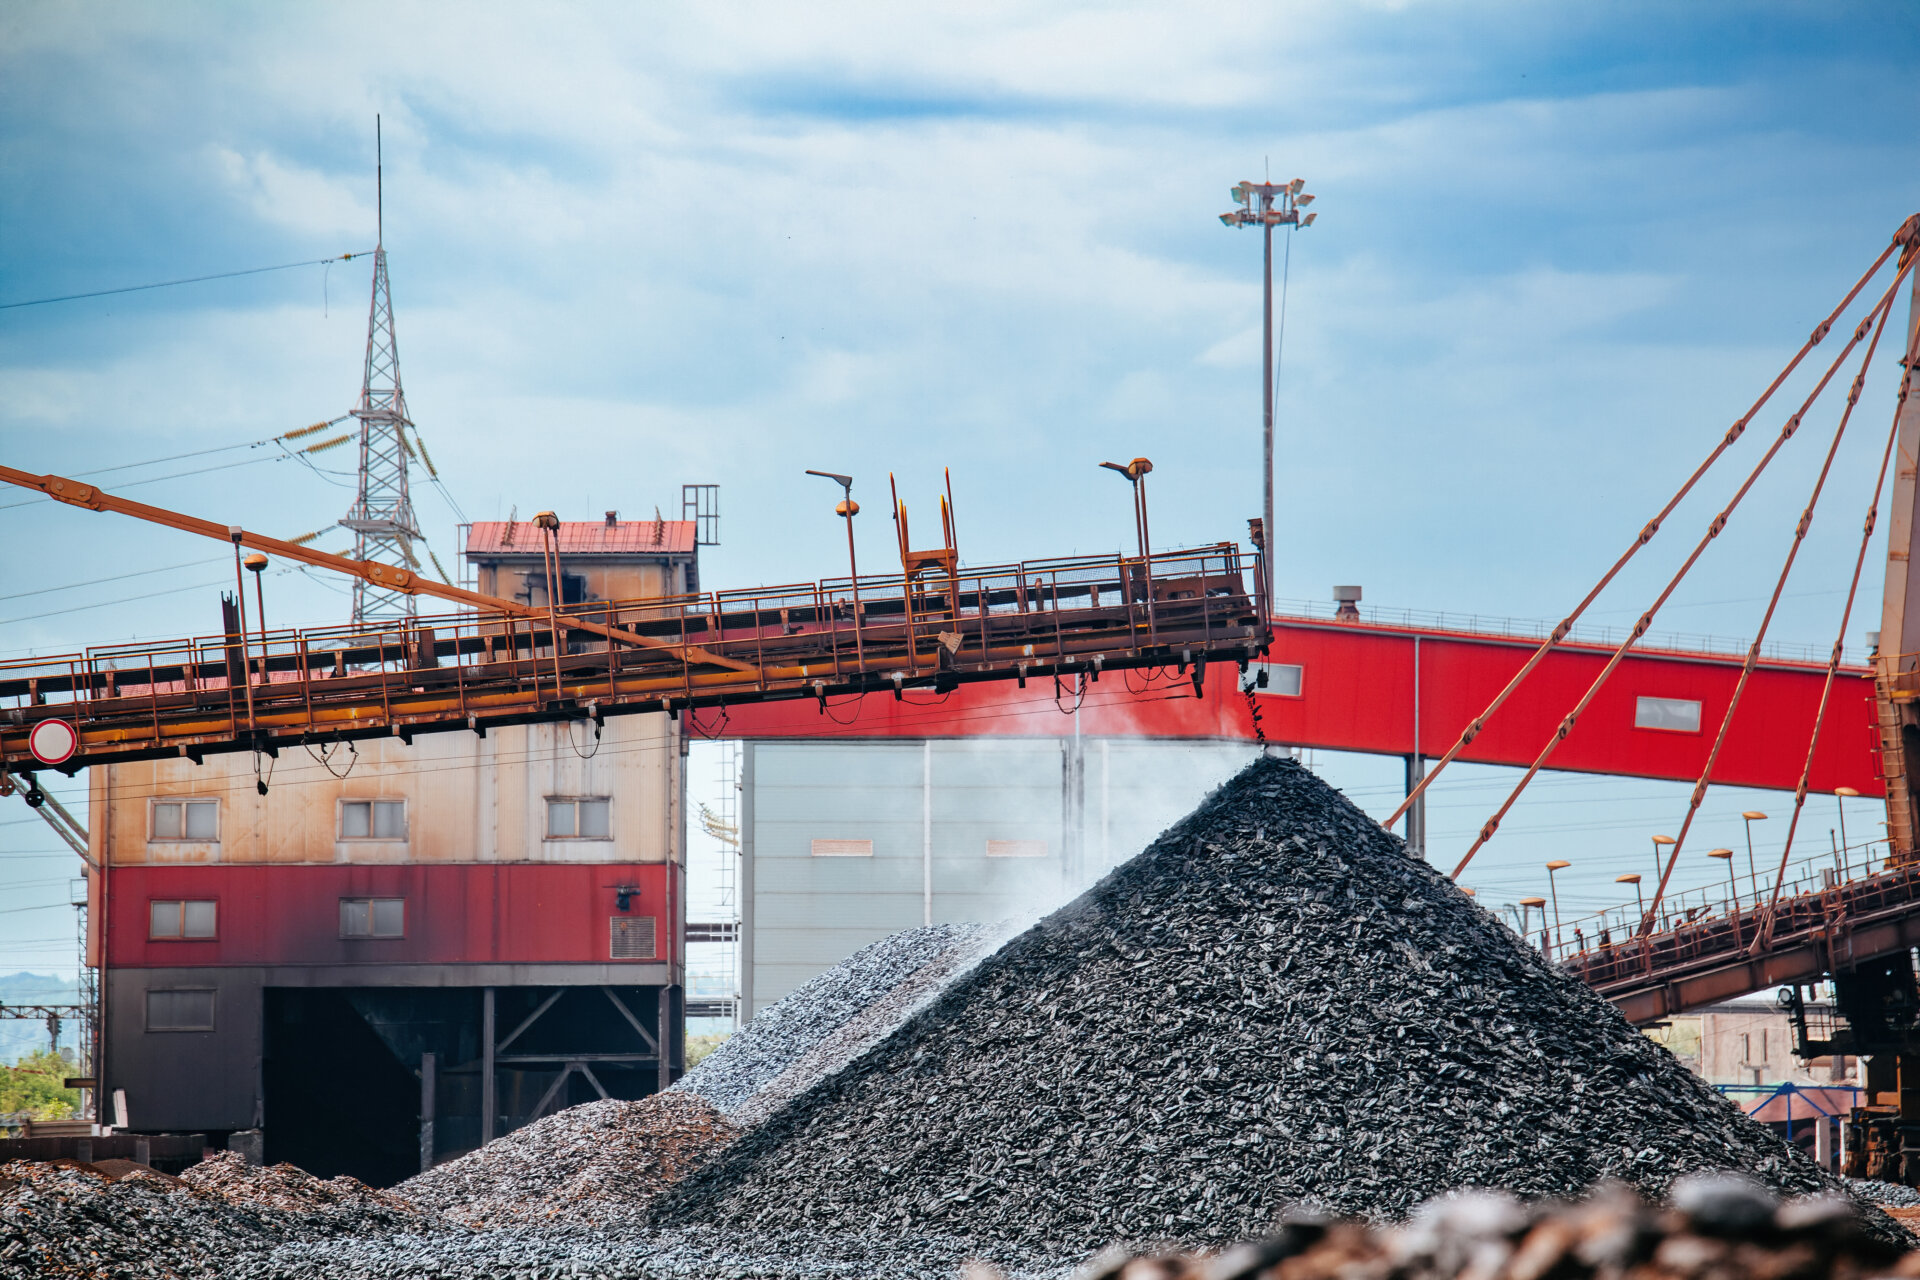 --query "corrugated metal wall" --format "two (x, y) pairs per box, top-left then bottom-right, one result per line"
(742, 738), (1259, 1014)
